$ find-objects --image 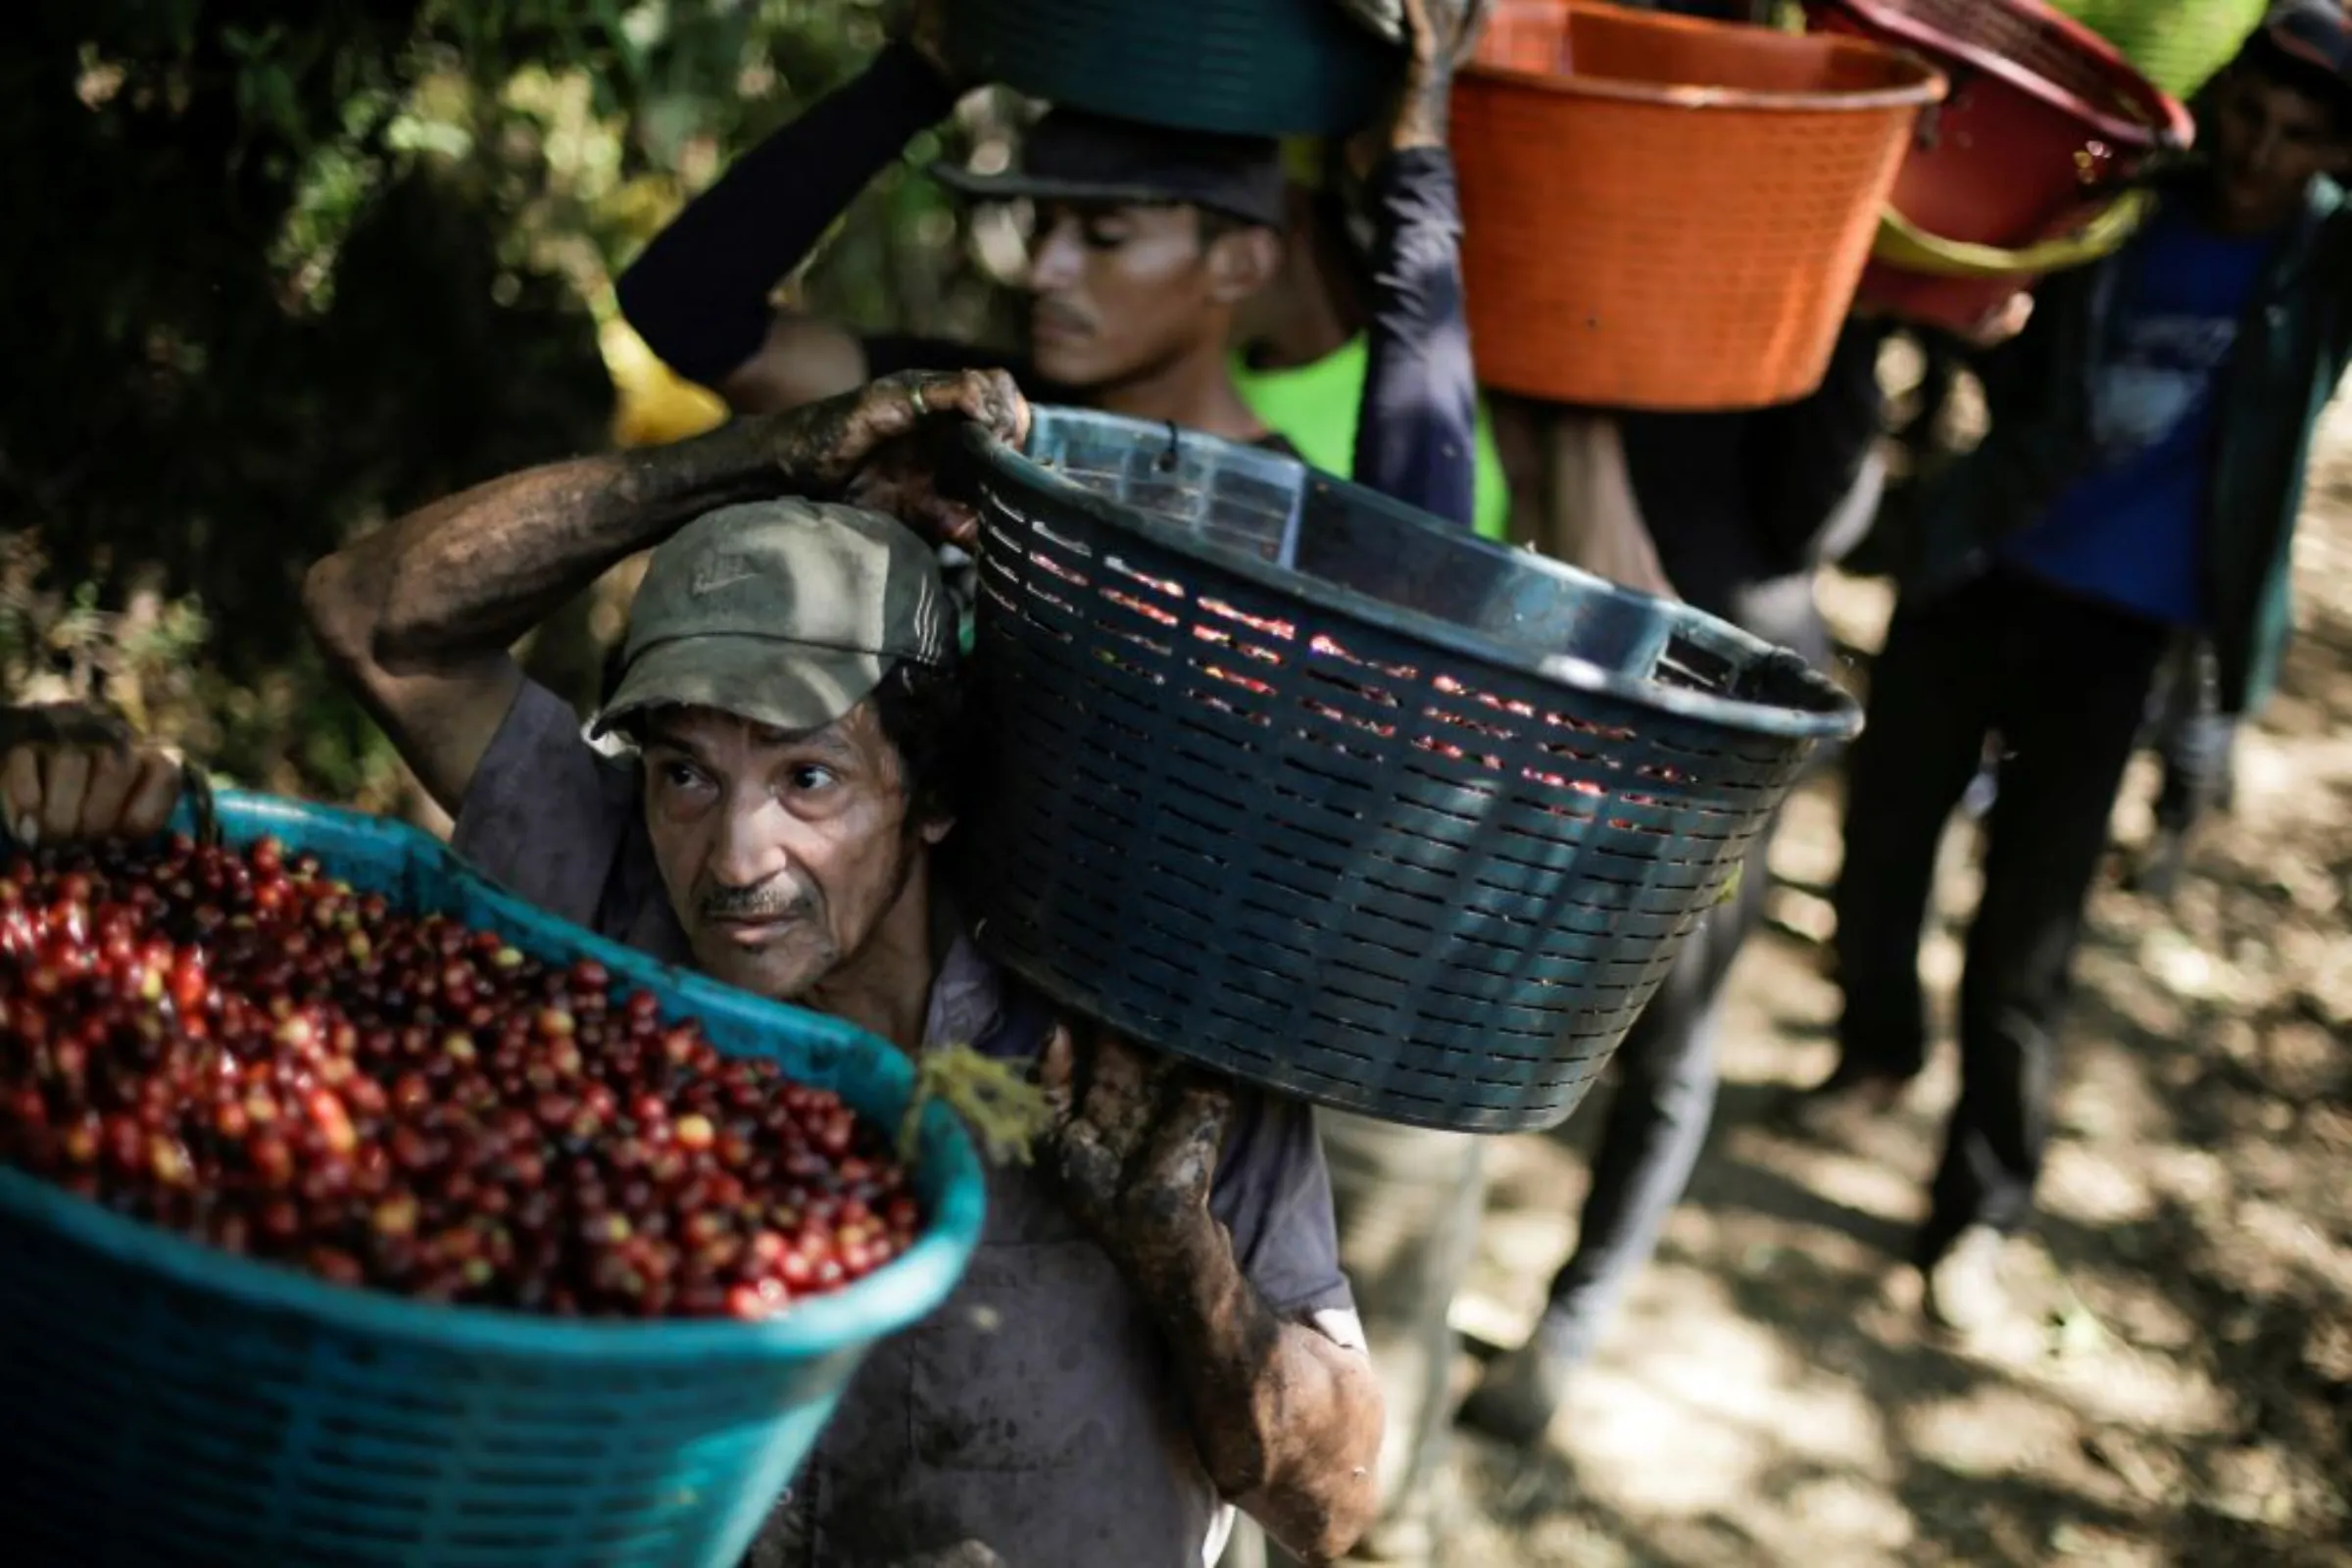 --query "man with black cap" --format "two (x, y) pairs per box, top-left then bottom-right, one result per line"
(615, 0), (1470, 470)
(284, 368), (1385, 1566)
(1785, 0), (2352, 1334)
